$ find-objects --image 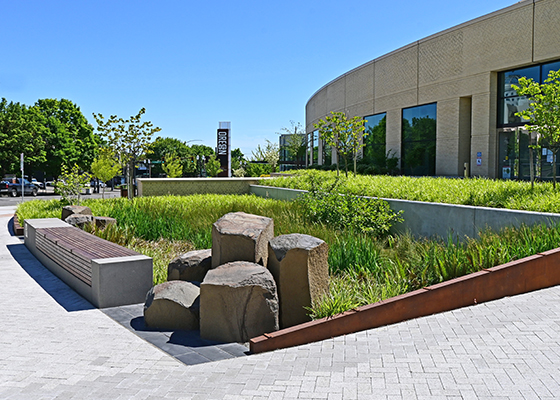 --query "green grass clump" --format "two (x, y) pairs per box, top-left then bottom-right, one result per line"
(260, 170), (560, 213)
(309, 223), (560, 319)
